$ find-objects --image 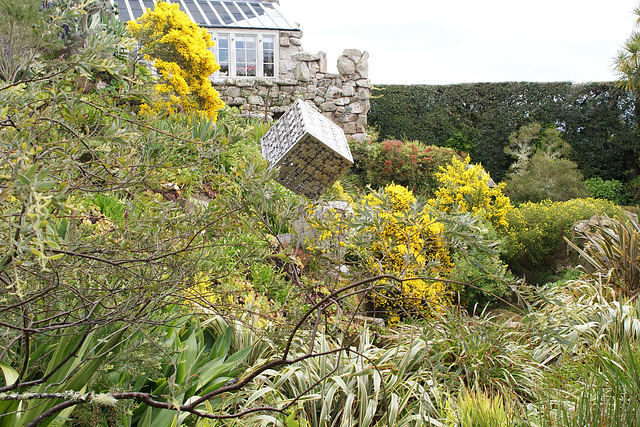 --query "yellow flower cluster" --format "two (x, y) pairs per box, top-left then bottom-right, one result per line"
(128, 2), (225, 120)
(430, 156), (513, 229)
(361, 184), (453, 320)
